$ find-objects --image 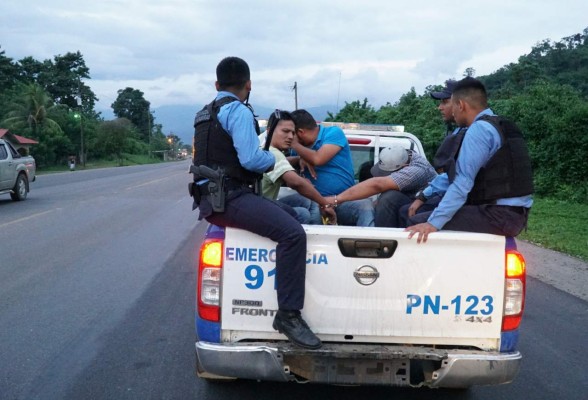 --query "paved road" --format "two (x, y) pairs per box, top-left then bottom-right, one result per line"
(1, 161), (586, 399)
(0, 161), (199, 399)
